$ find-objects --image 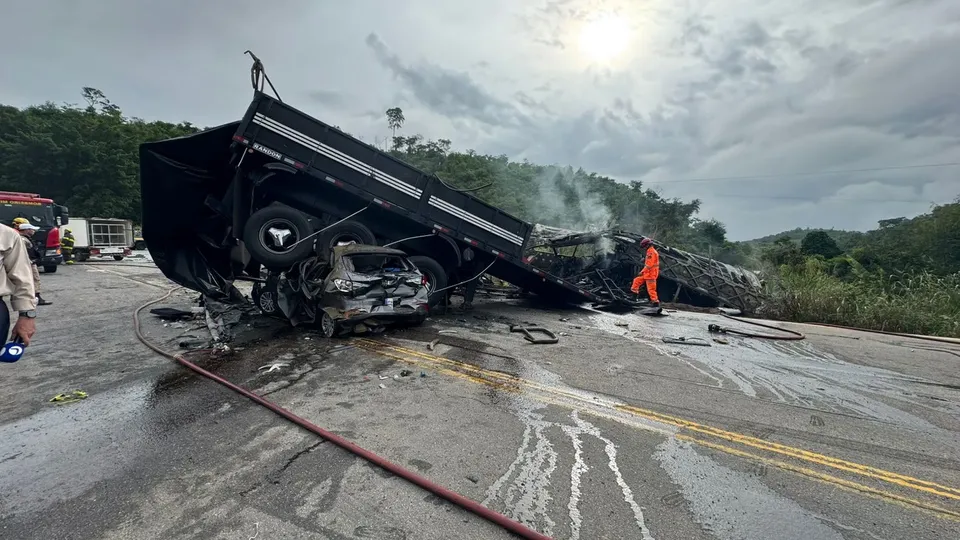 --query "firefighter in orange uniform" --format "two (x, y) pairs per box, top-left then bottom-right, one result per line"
(630, 238), (660, 307)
